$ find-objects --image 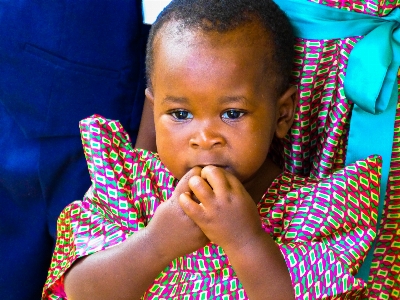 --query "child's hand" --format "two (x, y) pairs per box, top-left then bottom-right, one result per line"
(178, 166), (263, 252)
(146, 167), (209, 261)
